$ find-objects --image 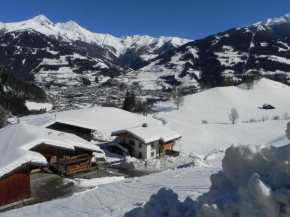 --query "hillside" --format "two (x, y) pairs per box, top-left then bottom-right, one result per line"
(153, 78), (290, 154)
(3, 79), (290, 217)
(133, 13), (290, 91)
(0, 69), (47, 115)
